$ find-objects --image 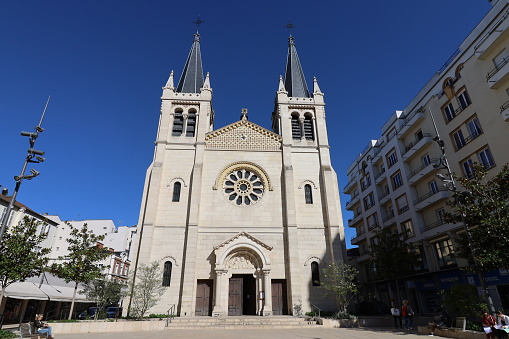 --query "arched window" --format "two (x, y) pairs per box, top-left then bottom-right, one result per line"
(304, 184), (313, 204)
(303, 115), (314, 141)
(291, 114), (301, 140)
(186, 110), (196, 137)
(162, 261), (172, 286)
(311, 261), (320, 286)
(172, 182), (181, 202)
(172, 110), (184, 136)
